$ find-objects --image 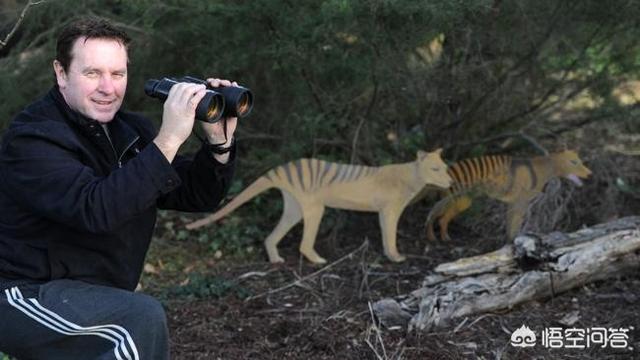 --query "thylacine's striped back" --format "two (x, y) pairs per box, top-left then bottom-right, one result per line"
(446, 155), (513, 196)
(264, 159), (380, 193)
(186, 159), (381, 228)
